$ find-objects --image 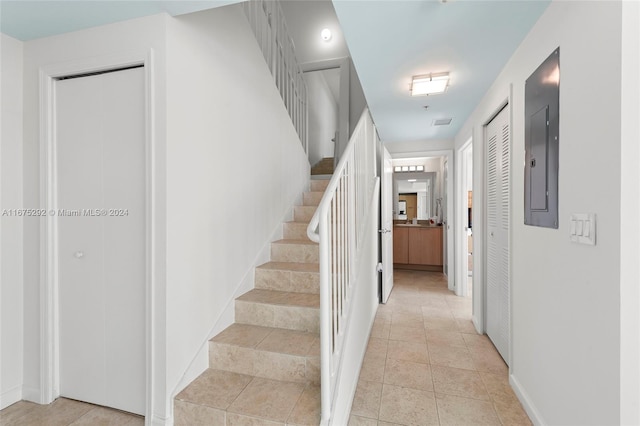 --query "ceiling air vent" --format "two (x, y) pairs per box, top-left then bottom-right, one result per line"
(433, 118), (453, 126)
